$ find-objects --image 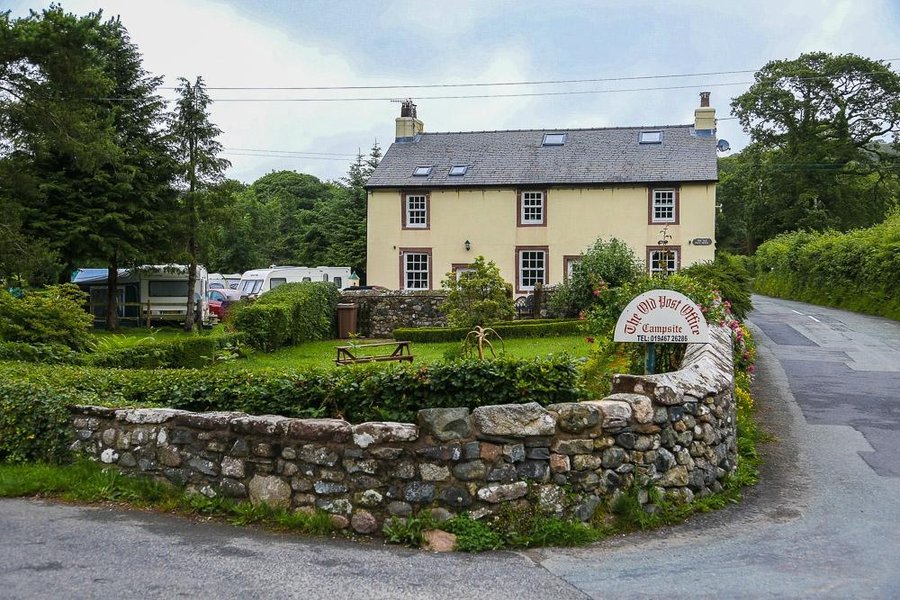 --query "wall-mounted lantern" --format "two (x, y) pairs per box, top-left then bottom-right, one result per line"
(464, 240), (471, 251)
